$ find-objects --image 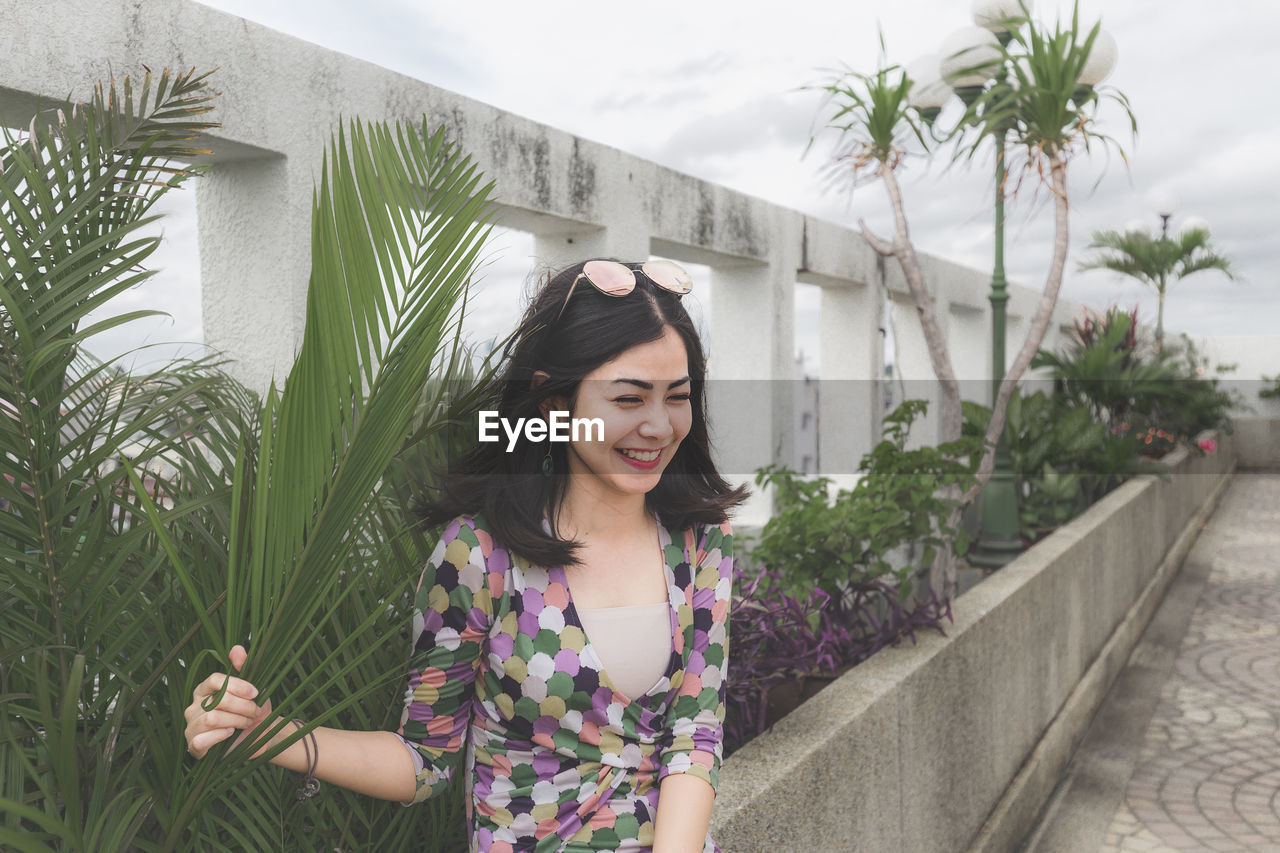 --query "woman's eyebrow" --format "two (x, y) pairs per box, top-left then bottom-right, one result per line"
(611, 376), (691, 390)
